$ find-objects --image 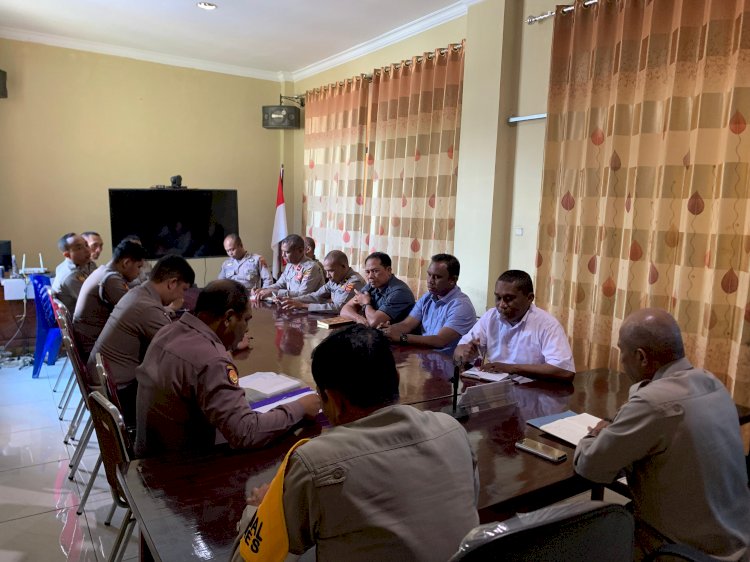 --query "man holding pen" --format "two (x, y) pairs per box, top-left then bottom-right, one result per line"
(452, 270), (575, 382)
